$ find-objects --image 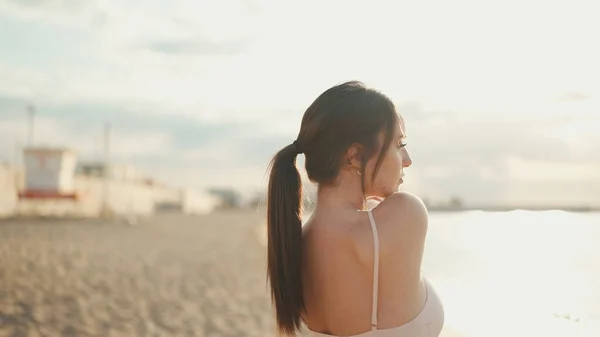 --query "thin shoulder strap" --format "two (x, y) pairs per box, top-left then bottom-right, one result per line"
(366, 210), (380, 331)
